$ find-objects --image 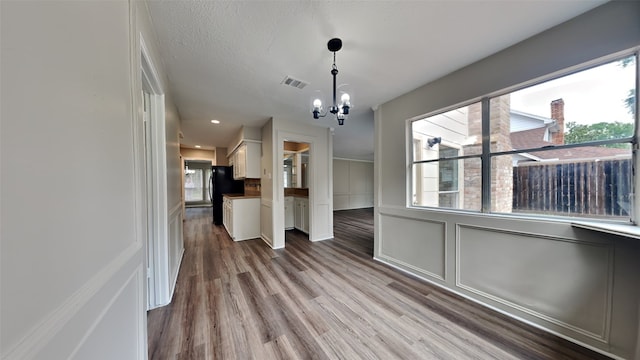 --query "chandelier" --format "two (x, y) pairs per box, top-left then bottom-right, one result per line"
(311, 38), (351, 126)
